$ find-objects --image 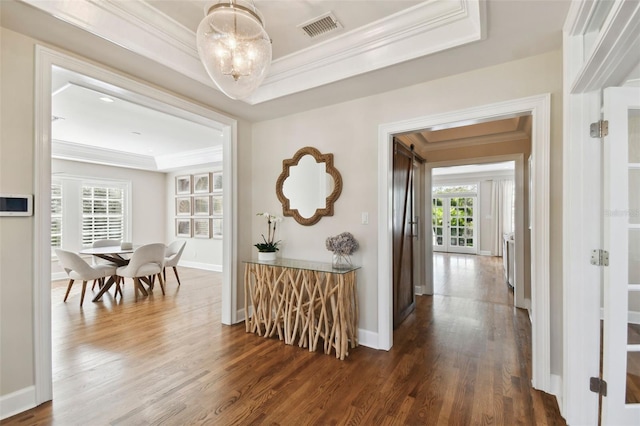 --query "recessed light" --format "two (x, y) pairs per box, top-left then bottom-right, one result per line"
(99, 97), (114, 103)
